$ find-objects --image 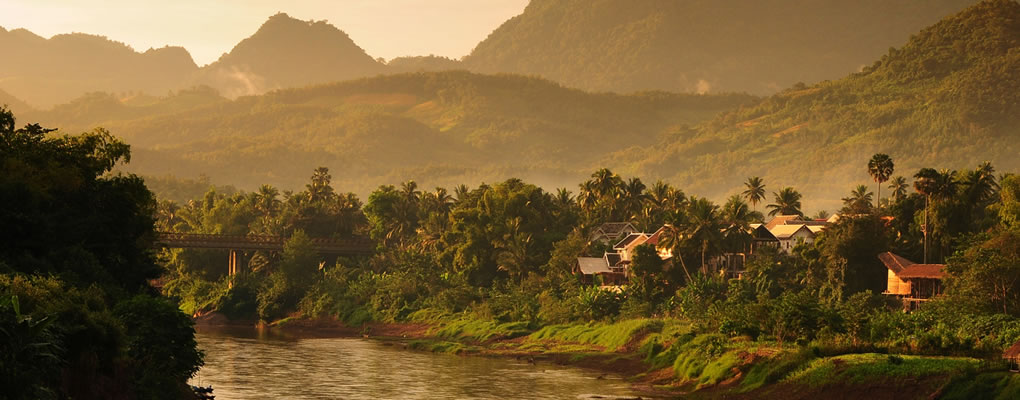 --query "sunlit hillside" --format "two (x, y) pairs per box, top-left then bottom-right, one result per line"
(619, 0), (1020, 211)
(463, 0), (976, 94)
(23, 72), (754, 197)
